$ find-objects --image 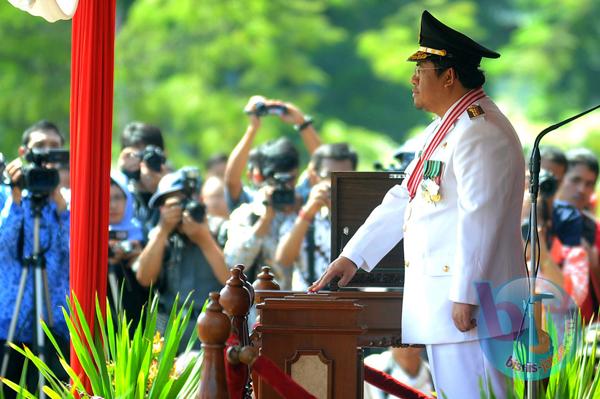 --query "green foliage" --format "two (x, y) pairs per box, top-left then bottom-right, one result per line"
(0, 2), (71, 159)
(114, 0), (345, 168)
(491, 0), (600, 122)
(1, 0), (599, 175)
(0, 294), (202, 398)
